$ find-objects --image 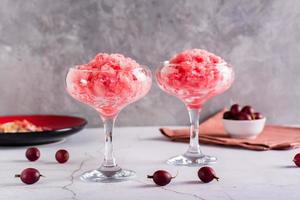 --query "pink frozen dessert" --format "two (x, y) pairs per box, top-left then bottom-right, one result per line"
(66, 53), (152, 117)
(156, 49), (234, 108)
